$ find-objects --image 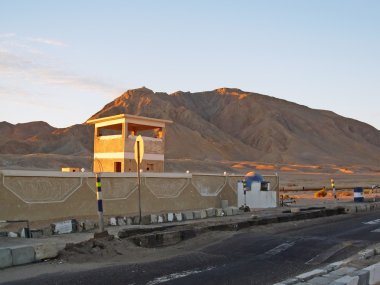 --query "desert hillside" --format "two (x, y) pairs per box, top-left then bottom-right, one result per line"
(1, 87), (380, 175)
